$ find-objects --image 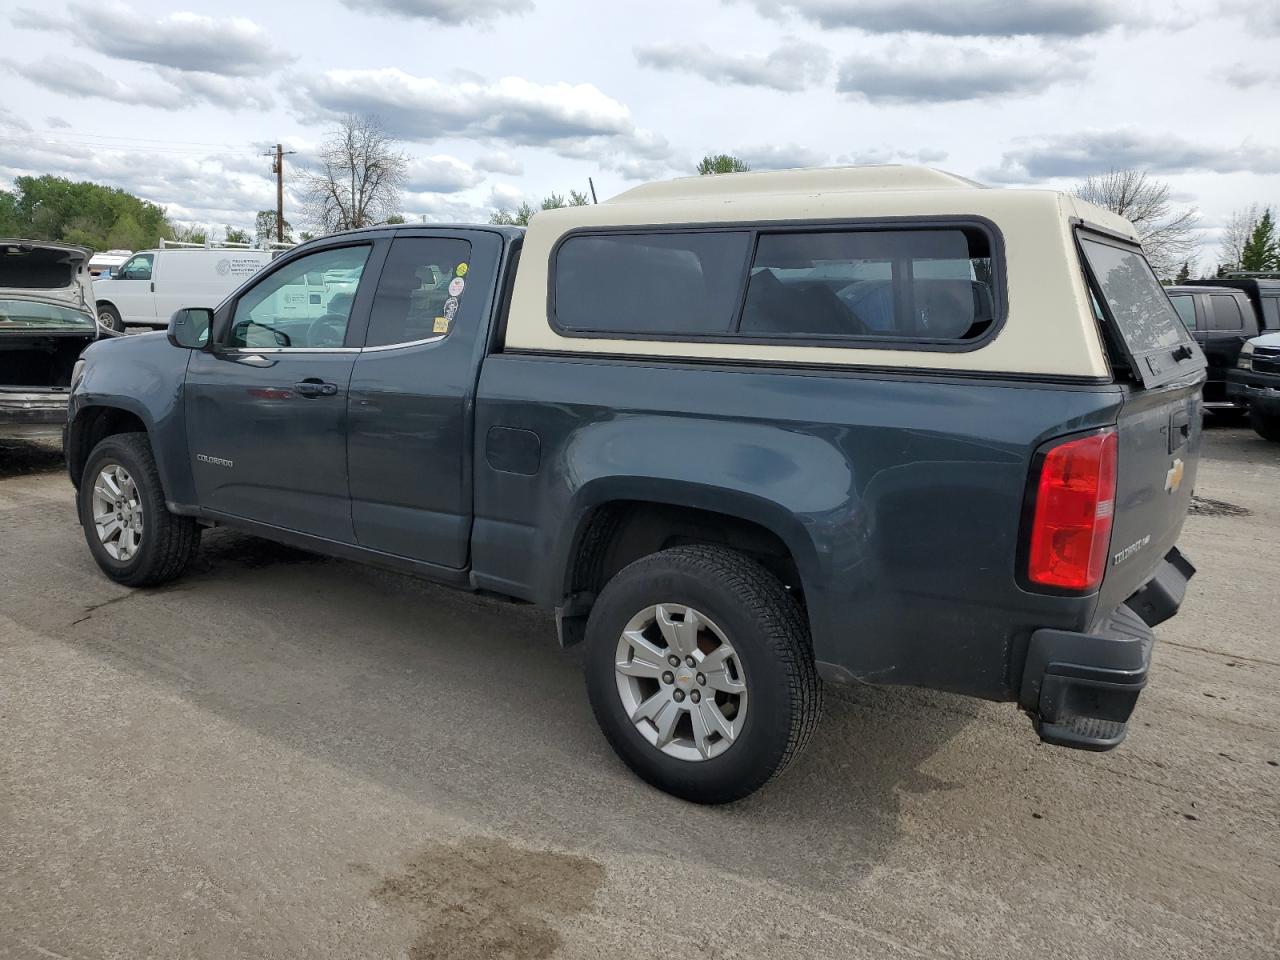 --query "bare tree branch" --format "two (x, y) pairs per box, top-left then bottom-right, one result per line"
(301, 114), (408, 234)
(1218, 203), (1261, 271)
(1073, 169), (1200, 279)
